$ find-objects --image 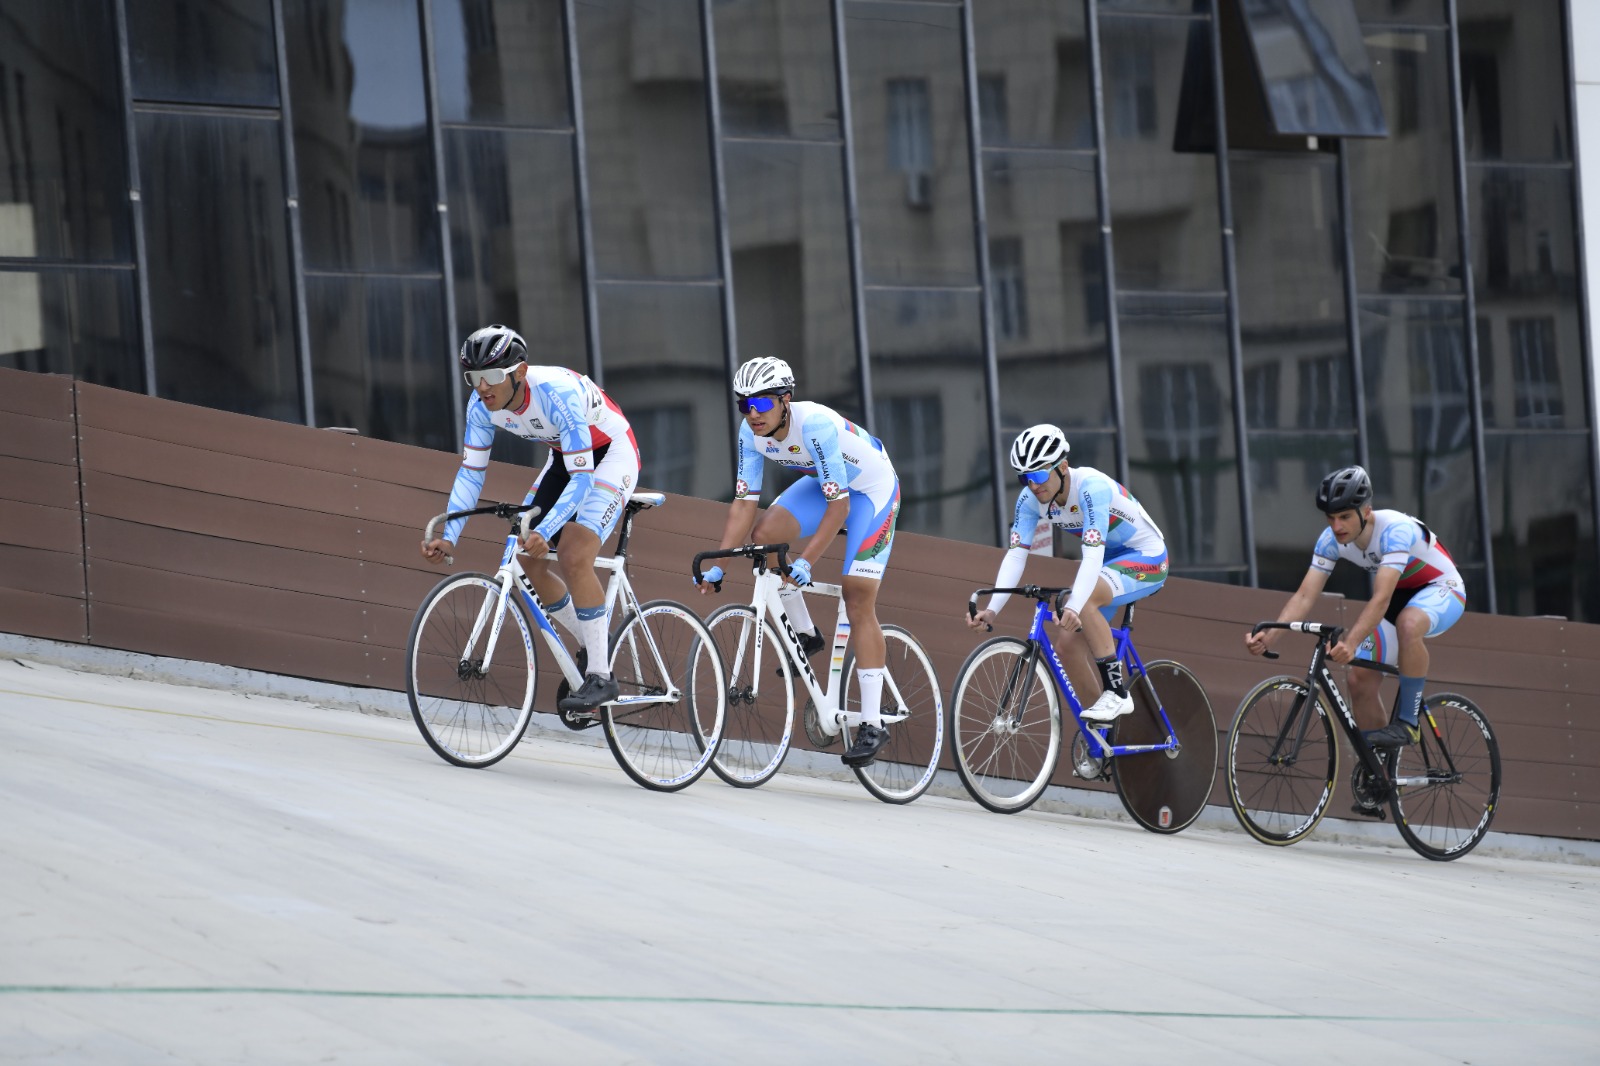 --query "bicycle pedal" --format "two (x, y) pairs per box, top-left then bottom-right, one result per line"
(558, 707), (601, 731)
(1348, 803), (1386, 821)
